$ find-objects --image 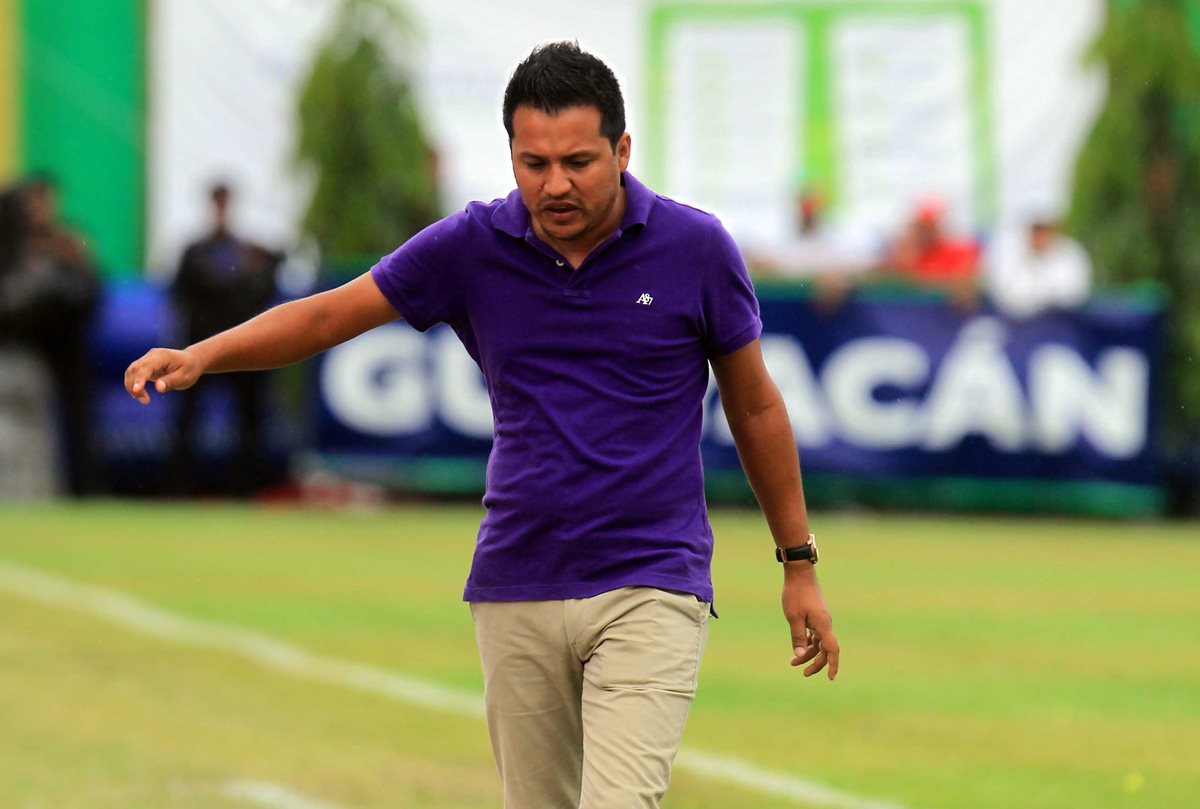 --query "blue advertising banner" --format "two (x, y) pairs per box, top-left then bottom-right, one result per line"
(87, 281), (1165, 513)
(720, 292), (1163, 485)
(310, 287), (1165, 514)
